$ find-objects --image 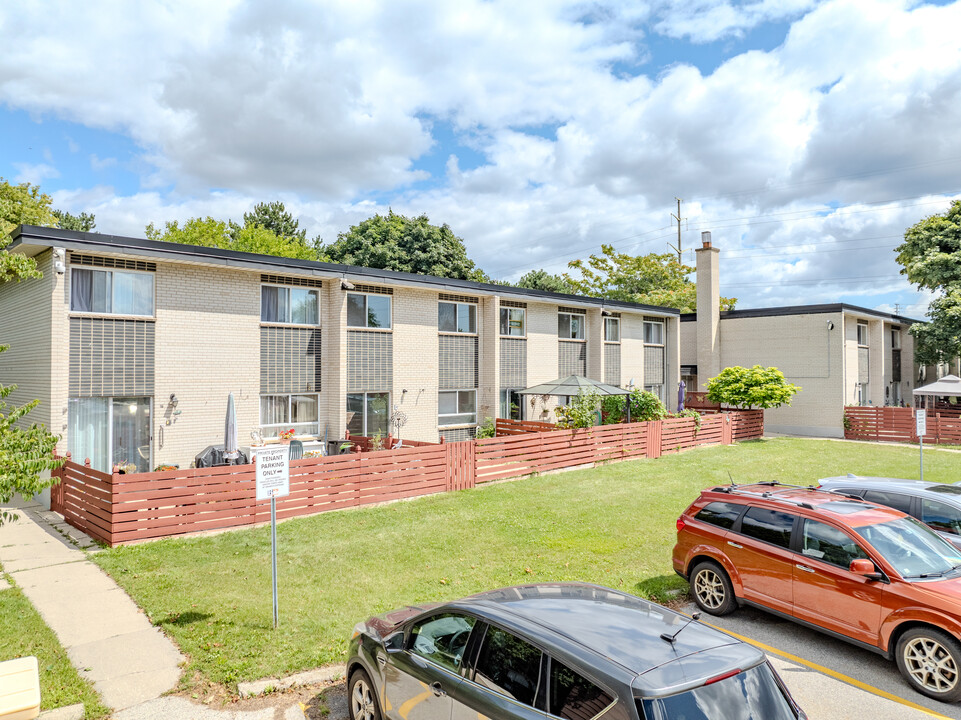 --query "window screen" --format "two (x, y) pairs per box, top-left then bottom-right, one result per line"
(740, 507), (795, 549)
